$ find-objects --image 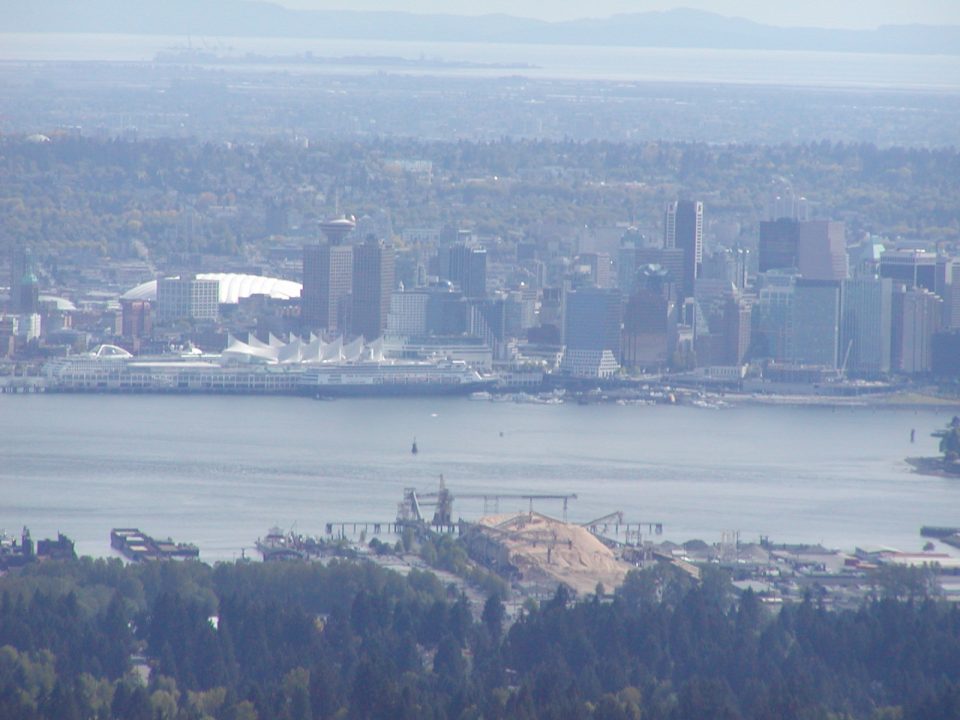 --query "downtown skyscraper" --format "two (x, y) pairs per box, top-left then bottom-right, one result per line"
(352, 236), (395, 341)
(301, 217), (355, 334)
(664, 200), (703, 299)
